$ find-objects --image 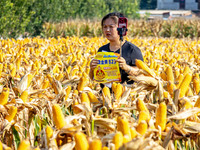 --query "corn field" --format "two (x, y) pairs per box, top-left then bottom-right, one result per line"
(0, 36), (200, 150)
